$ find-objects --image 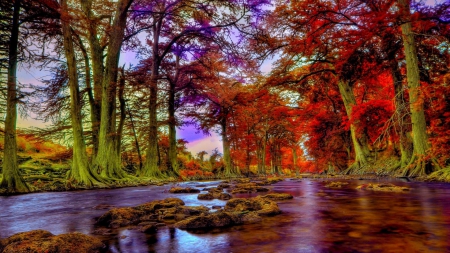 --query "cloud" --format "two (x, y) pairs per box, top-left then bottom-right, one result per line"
(186, 133), (223, 157)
